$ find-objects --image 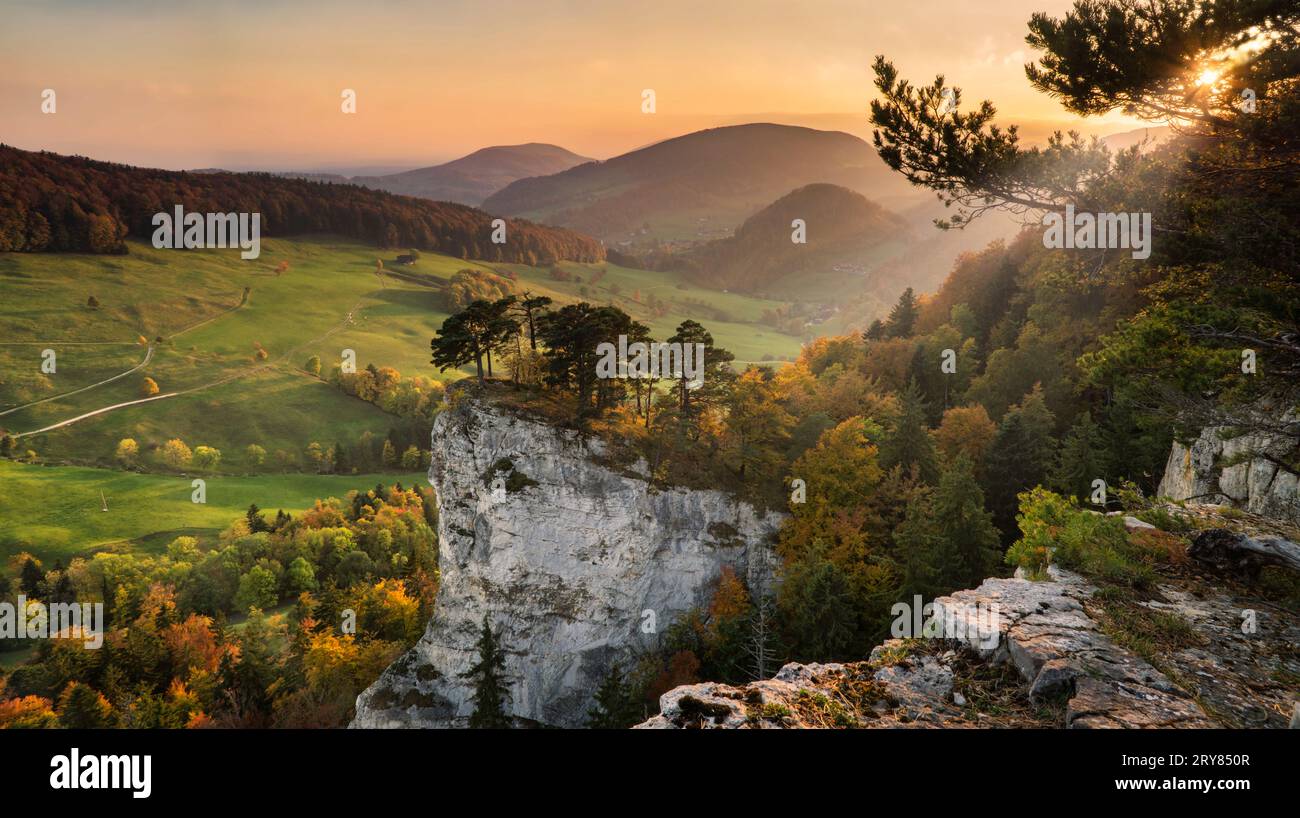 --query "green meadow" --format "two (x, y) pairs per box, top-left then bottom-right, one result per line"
(1, 237), (801, 472)
(0, 460), (423, 564)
